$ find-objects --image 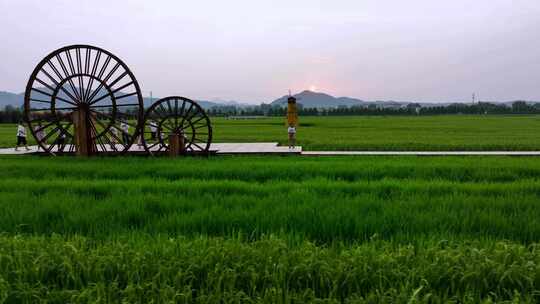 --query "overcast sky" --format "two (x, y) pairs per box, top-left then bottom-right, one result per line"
(0, 0), (539, 103)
